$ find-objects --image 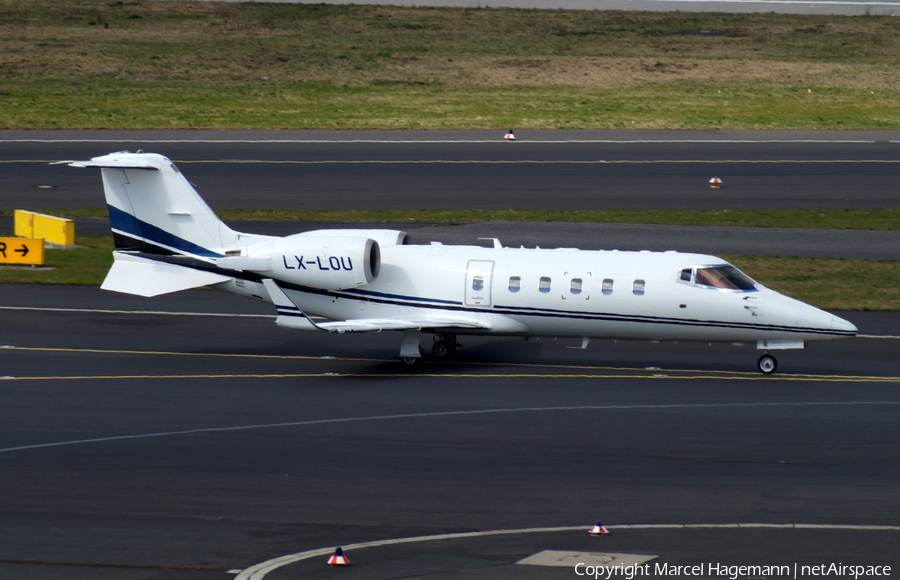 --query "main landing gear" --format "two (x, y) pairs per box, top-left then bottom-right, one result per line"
(757, 353), (778, 375)
(432, 334), (461, 360)
(399, 333), (461, 365)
